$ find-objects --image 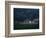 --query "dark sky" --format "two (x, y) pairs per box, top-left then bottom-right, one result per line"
(14, 8), (39, 21)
